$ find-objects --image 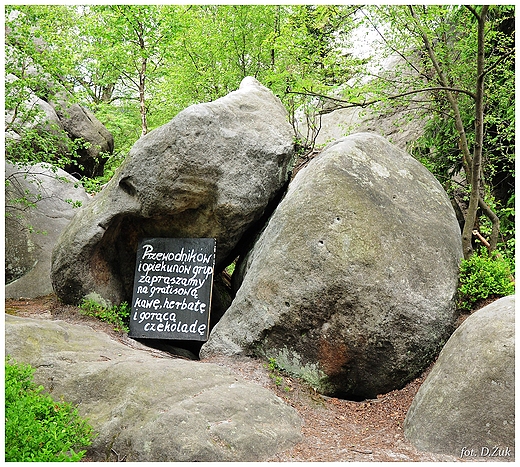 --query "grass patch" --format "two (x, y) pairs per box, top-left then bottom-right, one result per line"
(265, 347), (332, 394)
(5, 356), (94, 462)
(79, 298), (130, 333)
